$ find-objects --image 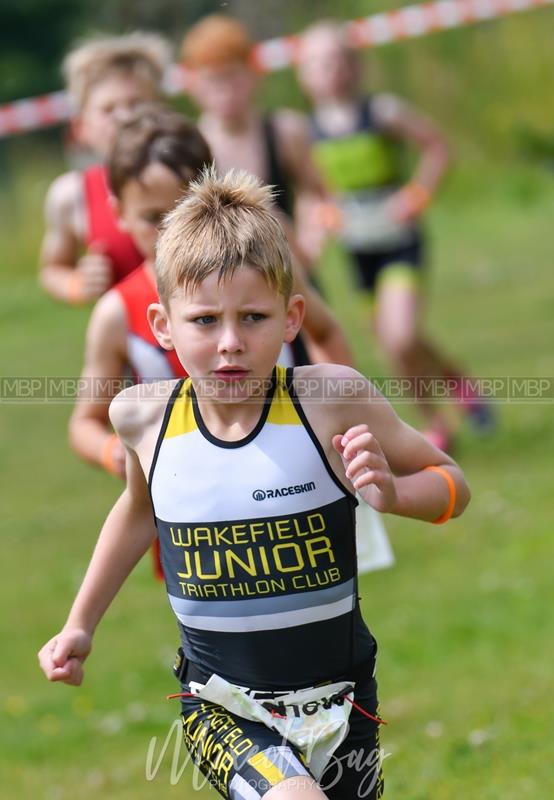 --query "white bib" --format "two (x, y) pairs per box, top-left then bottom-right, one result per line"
(338, 189), (414, 252)
(194, 673), (355, 780)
